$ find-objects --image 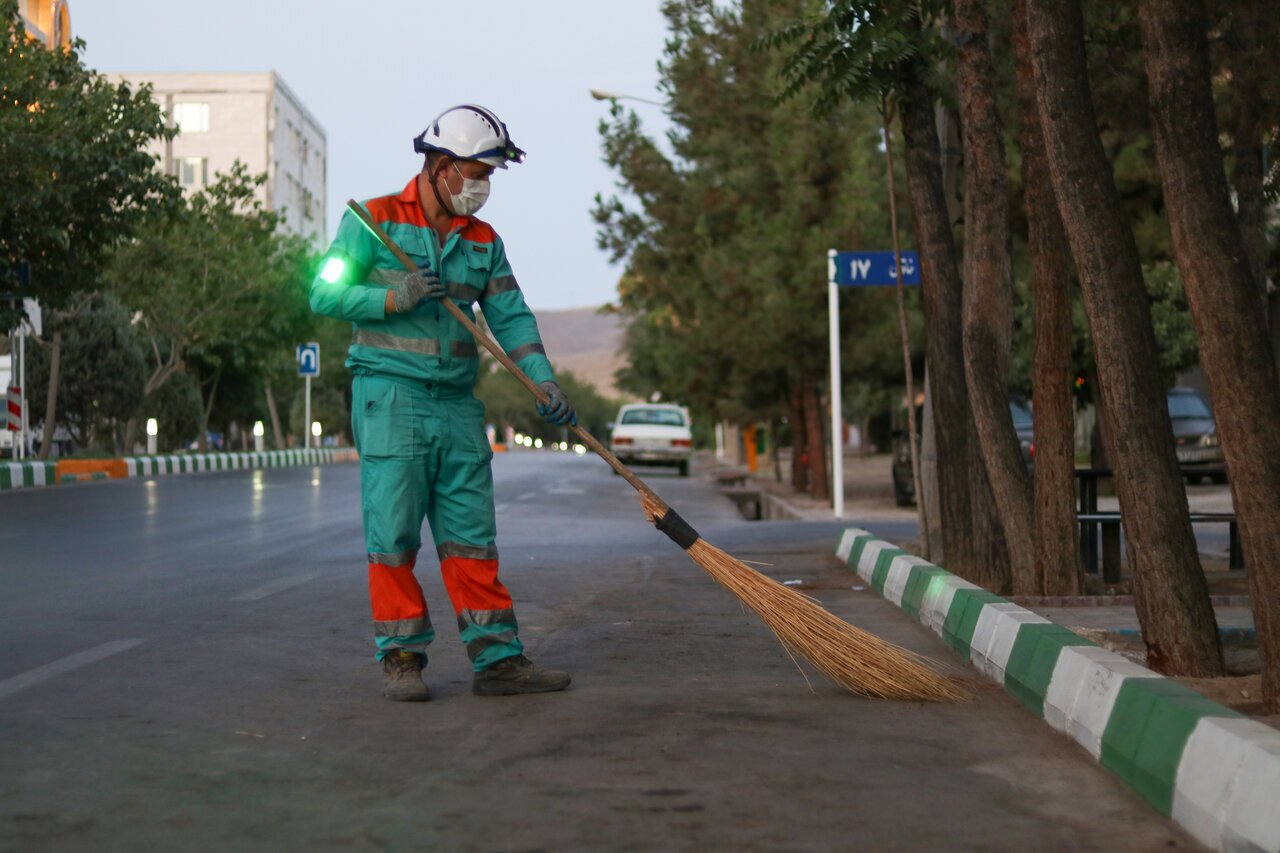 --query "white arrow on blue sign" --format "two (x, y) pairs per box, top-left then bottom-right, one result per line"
(831, 251), (921, 286)
(296, 342), (320, 378)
